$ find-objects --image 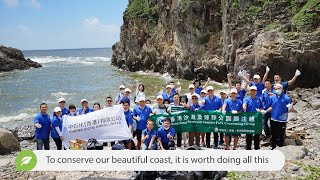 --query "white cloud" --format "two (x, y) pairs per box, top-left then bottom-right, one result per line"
(3, 0), (19, 6)
(29, 0), (40, 8)
(82, 17), (119, 36)
(17, 24), (31, 32)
